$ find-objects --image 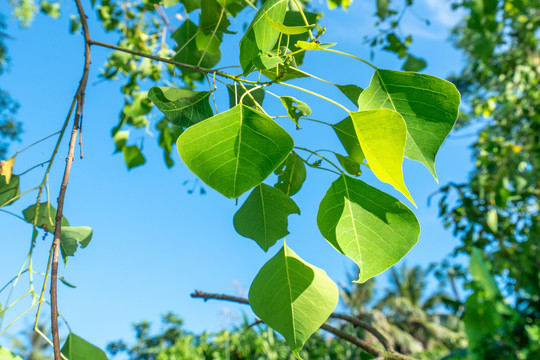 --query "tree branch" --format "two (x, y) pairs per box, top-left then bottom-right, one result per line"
(190, 290), (415, 359)
(49, 0), (92, 359)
